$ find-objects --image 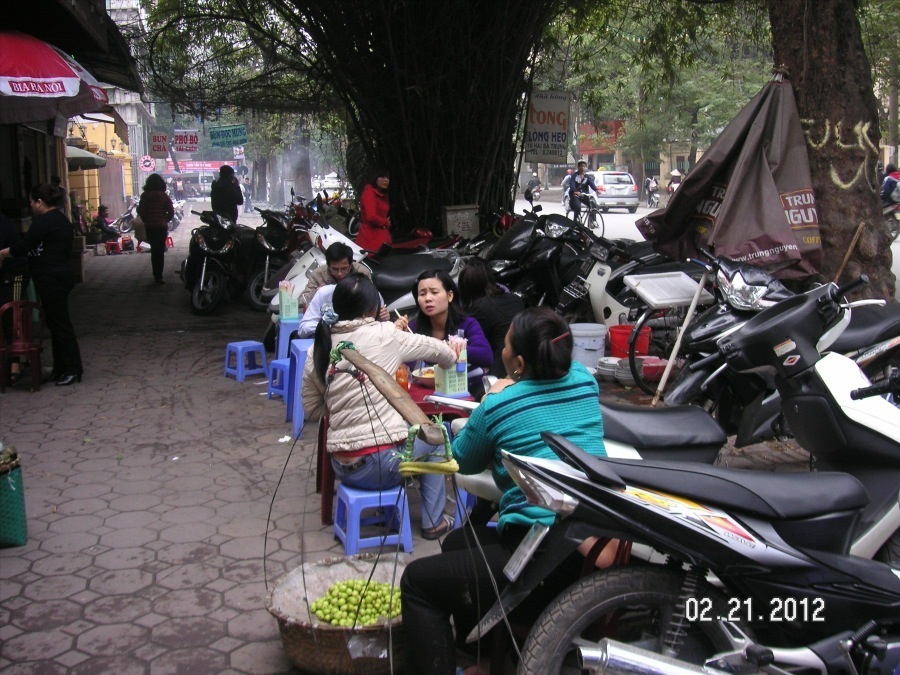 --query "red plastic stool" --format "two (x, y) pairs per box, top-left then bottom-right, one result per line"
(166, 236), (174, 248)
(105, 241), (121, 254)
